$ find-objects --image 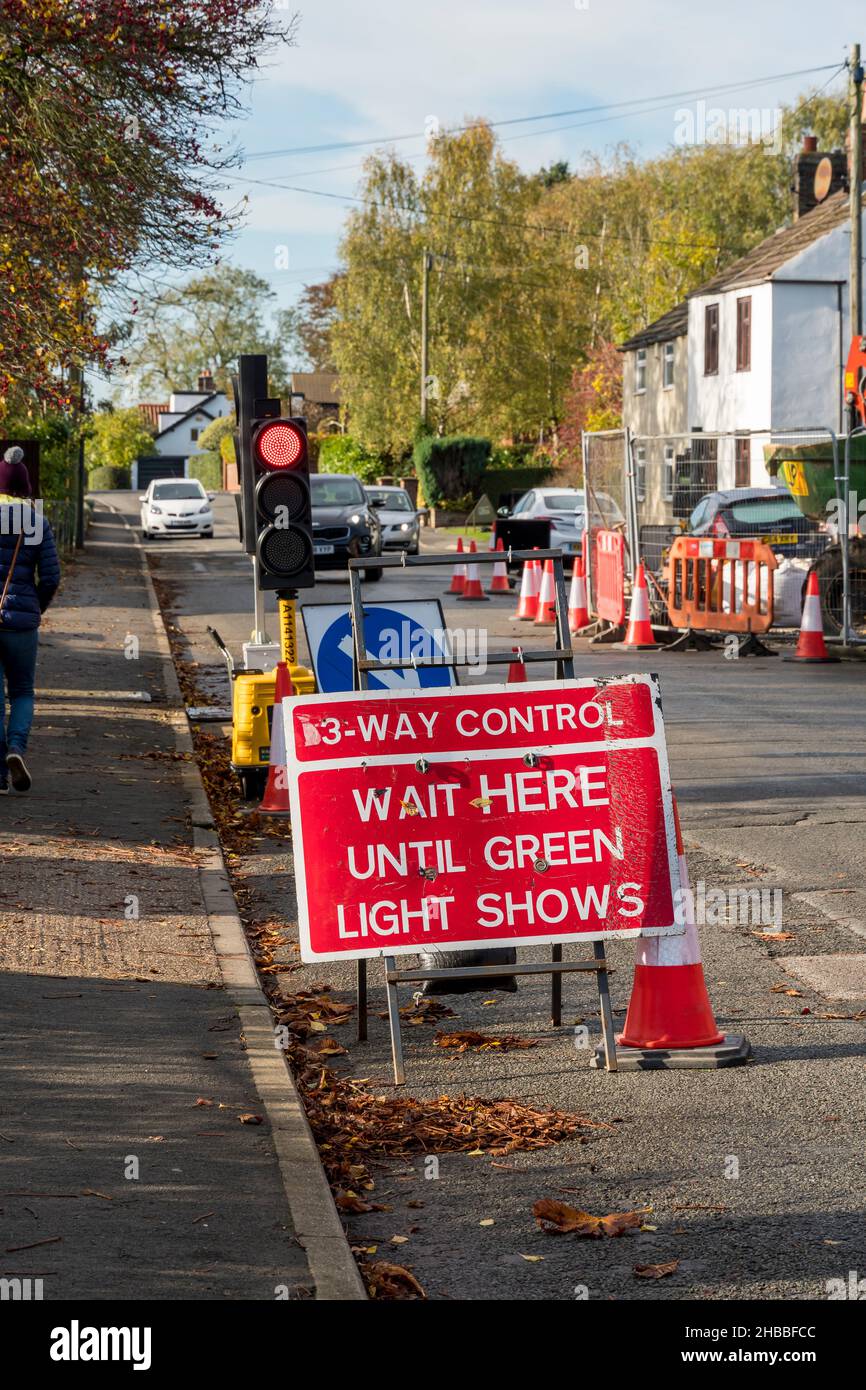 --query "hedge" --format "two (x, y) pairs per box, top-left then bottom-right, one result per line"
(480, 465), (555, 507)
(87, 464), (130, 490)
(413, 434), (491, 506)
(188, 452), (222, 491)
